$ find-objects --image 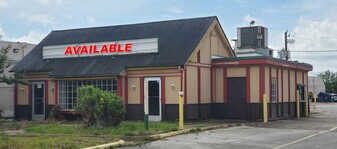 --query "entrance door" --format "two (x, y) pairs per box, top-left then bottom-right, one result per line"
(144, 77), (161, 121)
(297, 85), (305, 117)
(227, 77), (246, 119)
(32, 82), (45, 120)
